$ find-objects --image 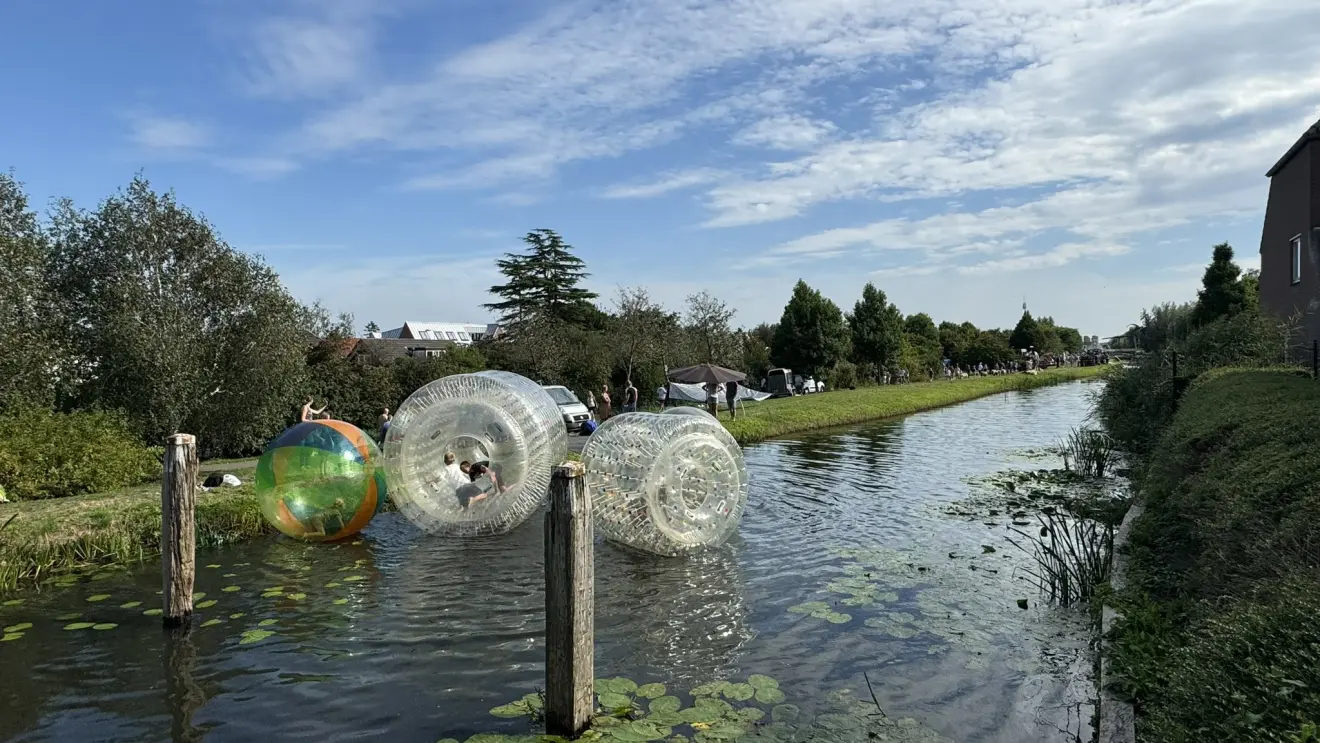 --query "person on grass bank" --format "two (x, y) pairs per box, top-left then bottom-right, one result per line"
(725, 380), (739, 419)
(622, 380), (639, 413)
